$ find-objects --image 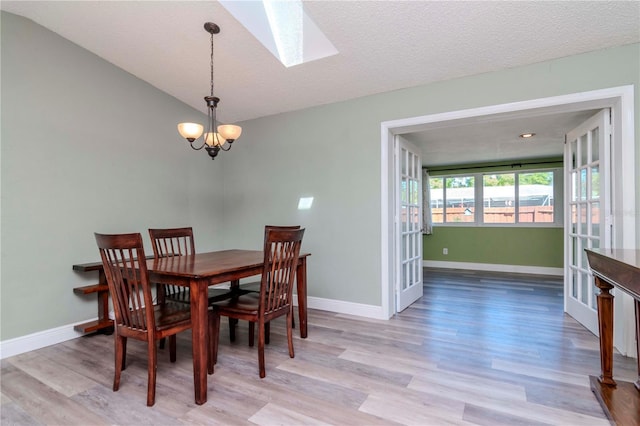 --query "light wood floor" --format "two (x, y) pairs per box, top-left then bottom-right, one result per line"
(2, 269), (638, 425)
